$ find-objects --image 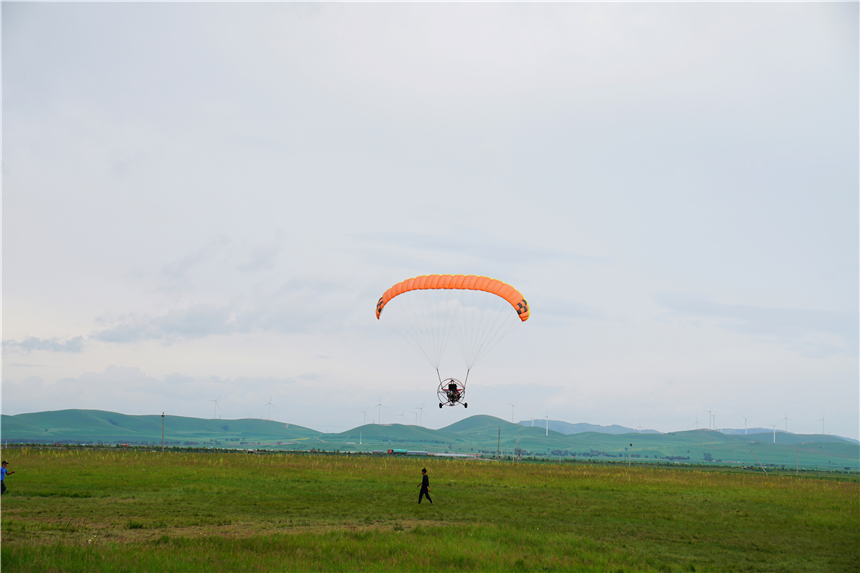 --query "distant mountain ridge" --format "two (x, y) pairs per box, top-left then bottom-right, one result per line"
(2, 409), (857, 445)
(0, 409), (319, 447)
(522, 420), (859, 445)
(519, 420), (661, 435)
(1, 410), (857, 471)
